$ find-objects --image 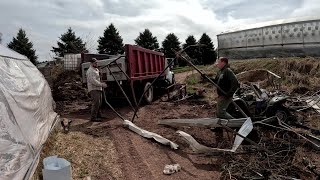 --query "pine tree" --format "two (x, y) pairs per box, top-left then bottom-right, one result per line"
(182, 35), (199, 65)
(97, 23), (124, 55)
(134, 29), (159, 50)
(8, 29), (38, 65)
(198, 33), (217, 65)
(162, 33), (181, 58)
(52, 27), (87, 57)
